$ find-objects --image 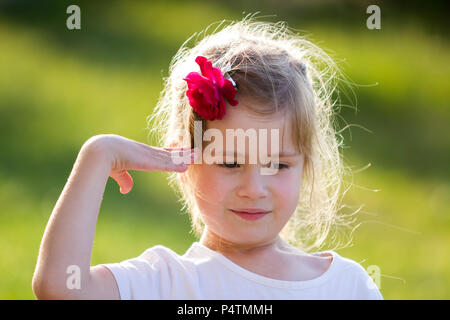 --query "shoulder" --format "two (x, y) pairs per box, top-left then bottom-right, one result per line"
(139, 244), (183, 263)
(139, 245), (200, 272)
(329, 251), (383, 300)
(100, 244), (198, 299)
(124, 244), (199, 276)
